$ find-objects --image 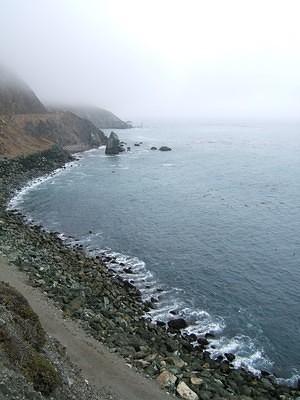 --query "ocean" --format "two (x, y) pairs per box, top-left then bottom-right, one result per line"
(10, 120), (300, 384)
